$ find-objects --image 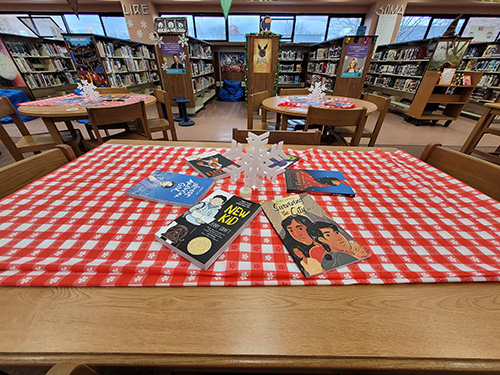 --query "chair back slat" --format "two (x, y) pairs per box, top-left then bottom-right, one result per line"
(247, 90), (269, 130)
(279, 88), (310, 96)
